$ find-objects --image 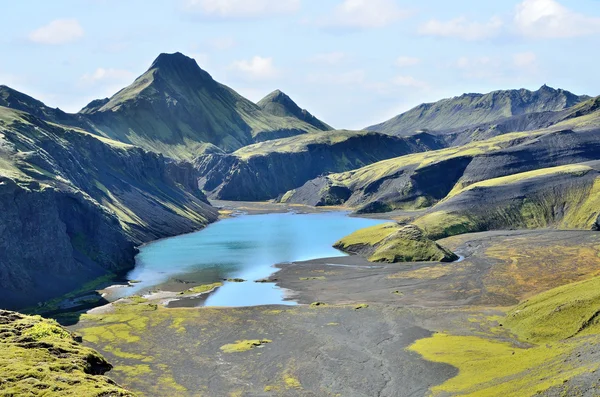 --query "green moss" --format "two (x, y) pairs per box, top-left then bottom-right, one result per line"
(0, 311), (134, 396)
(335, 223), (458, 262)
(178, 282), (223, 295)
(220, 339), (272, 353)
(505, 276), (600, 343)
(354, 304), (369, 310)
(413, 211), (479, 240)
(409, 332), (589, 397)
